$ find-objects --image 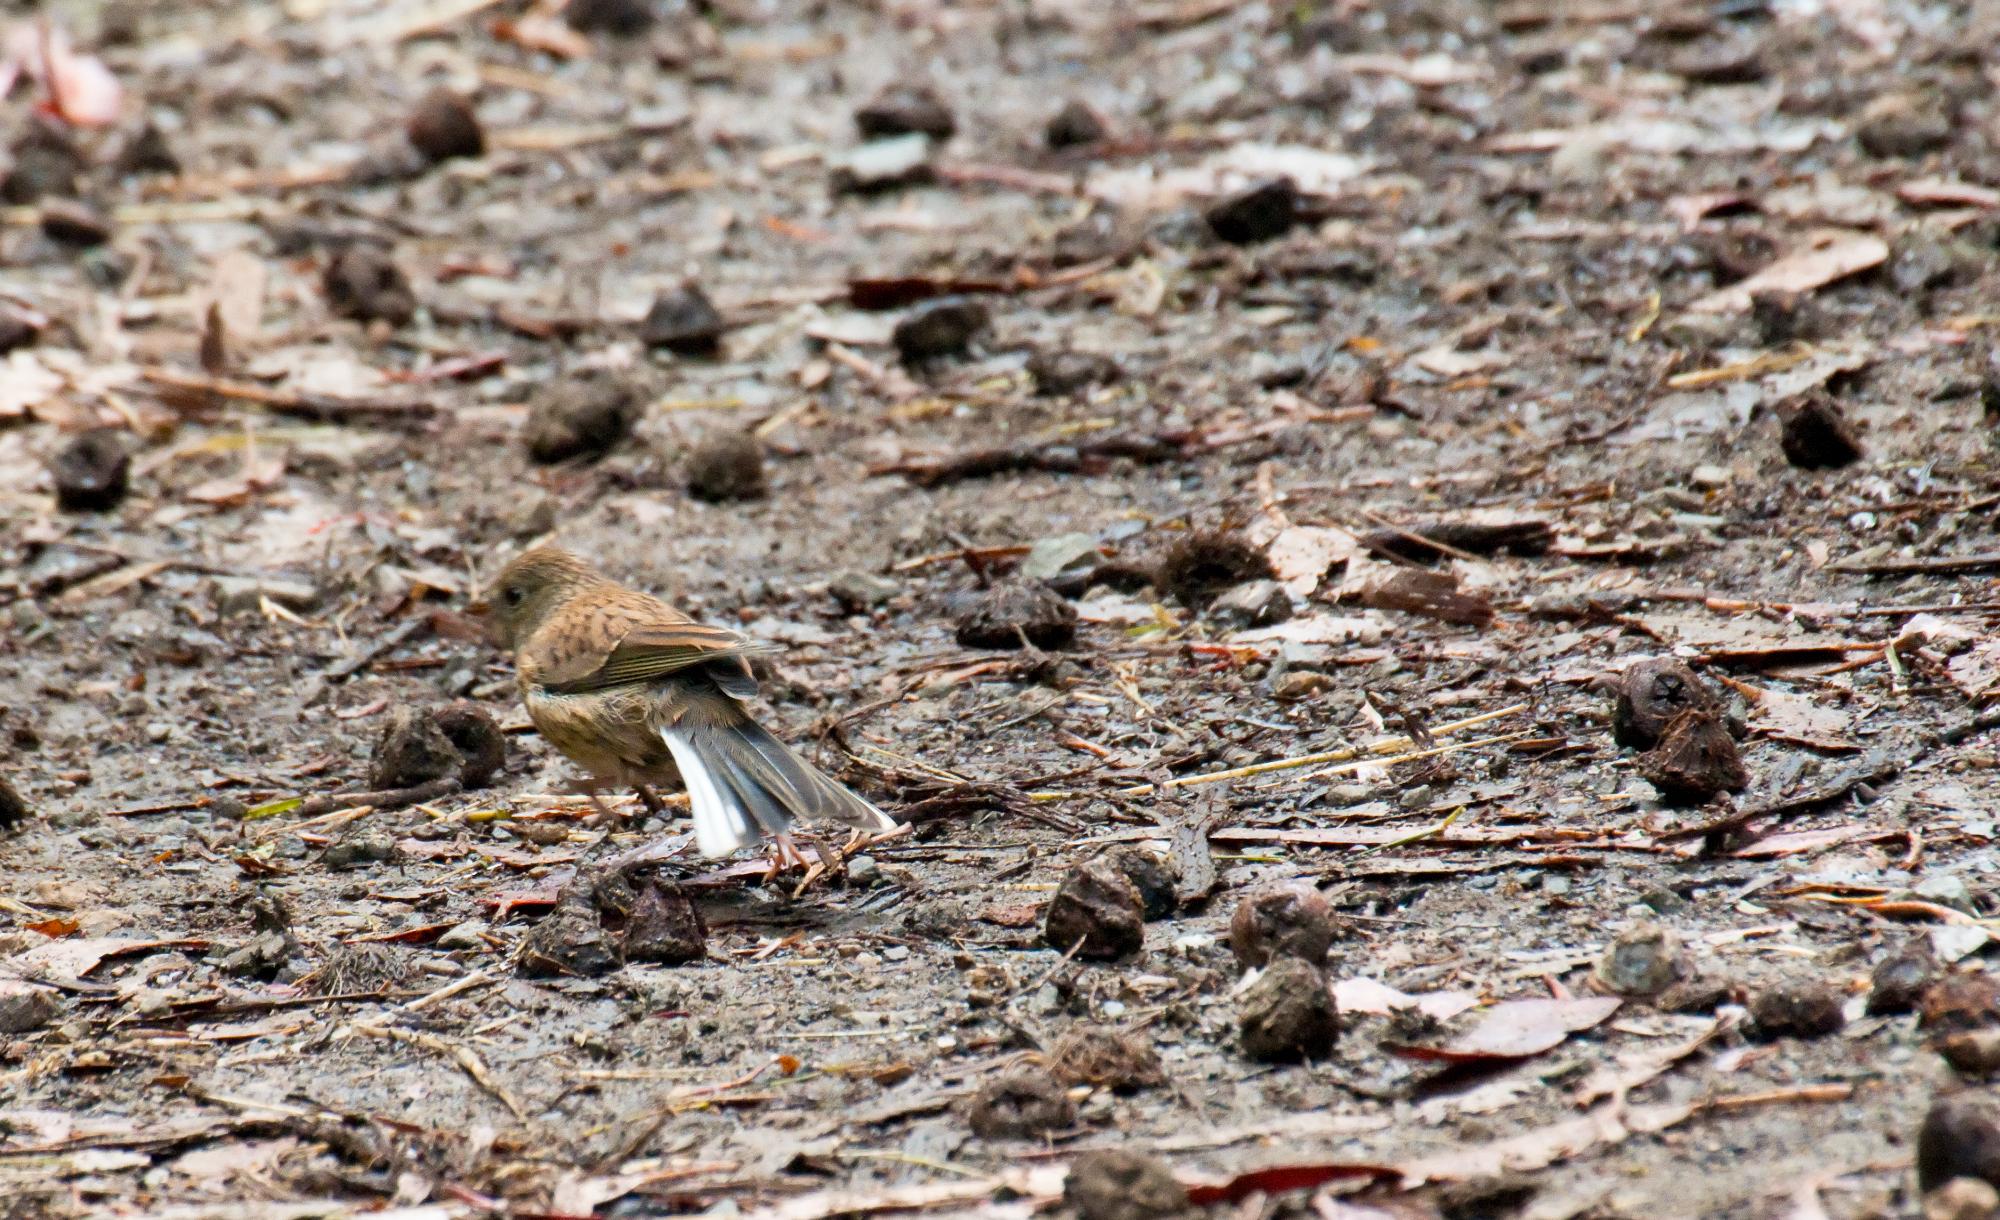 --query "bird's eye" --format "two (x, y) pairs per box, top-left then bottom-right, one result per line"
(503, 586), (525, 606)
